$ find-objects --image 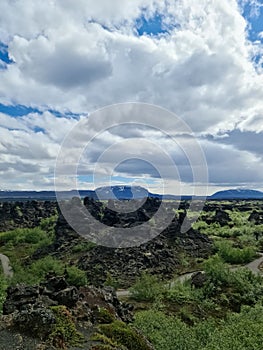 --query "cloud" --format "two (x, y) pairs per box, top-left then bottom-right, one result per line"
(0, 0), (262, 192)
